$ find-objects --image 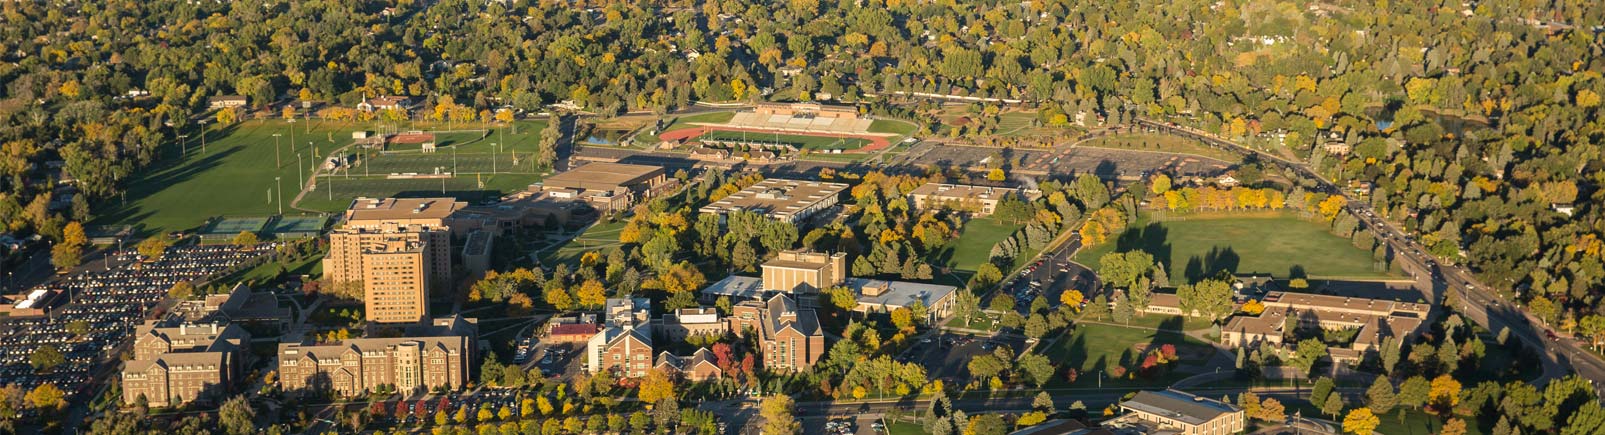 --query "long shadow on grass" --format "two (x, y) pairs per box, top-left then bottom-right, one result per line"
(93, 146), (248, 233)
(1114, 222), (1171, 272)
(1183, 246), (1240, 282)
